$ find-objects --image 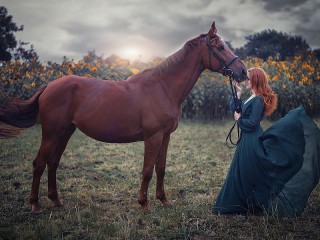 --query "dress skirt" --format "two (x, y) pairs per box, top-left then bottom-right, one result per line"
(213, 107), (320, 217)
